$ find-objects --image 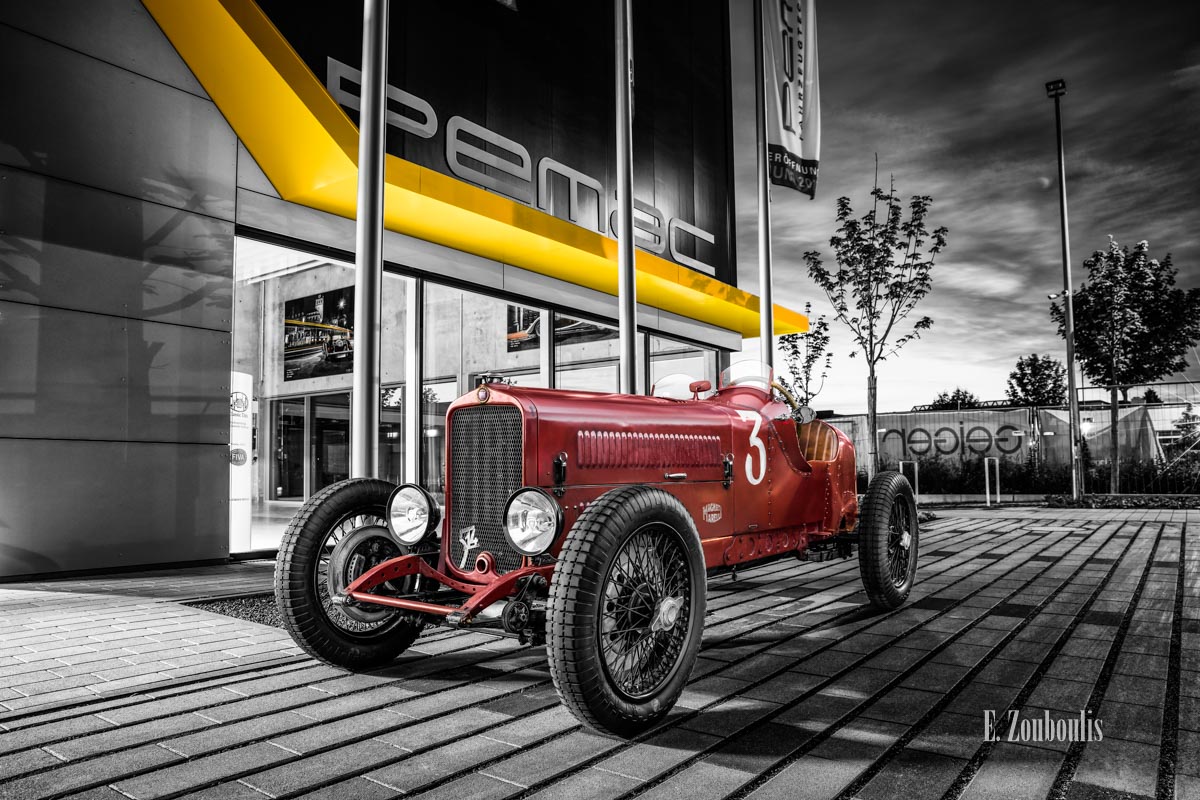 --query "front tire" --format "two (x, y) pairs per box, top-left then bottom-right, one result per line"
(547, 486), (705, 738)
(275, 478), (424, 669)
(858, 471), (919, 609)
